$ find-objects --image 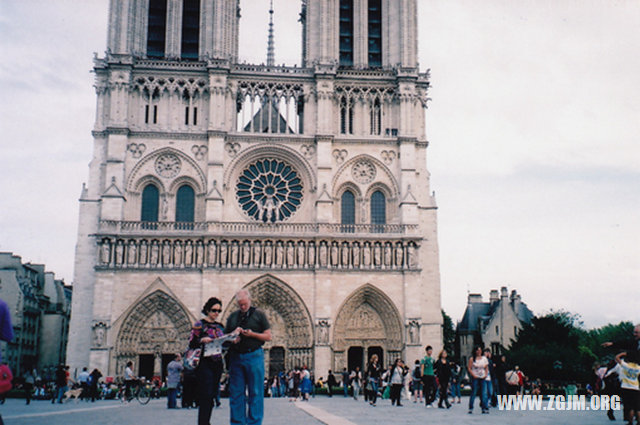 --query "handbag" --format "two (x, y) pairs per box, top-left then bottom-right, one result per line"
(0, 364), (13, 394)
(183, 347), (201, 371)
